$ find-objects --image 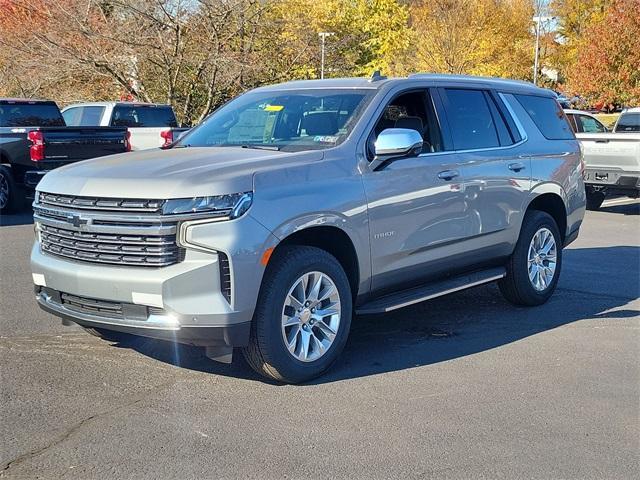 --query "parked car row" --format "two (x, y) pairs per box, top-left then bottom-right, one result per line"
(564, 107), (640, 210)
(0, 98), (187, 212)
(61, 102), (189, 150)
